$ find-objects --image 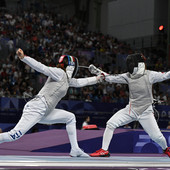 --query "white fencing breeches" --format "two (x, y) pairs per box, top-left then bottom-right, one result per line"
(0, 96), (76, 145)
(102, 104), (167, 151)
